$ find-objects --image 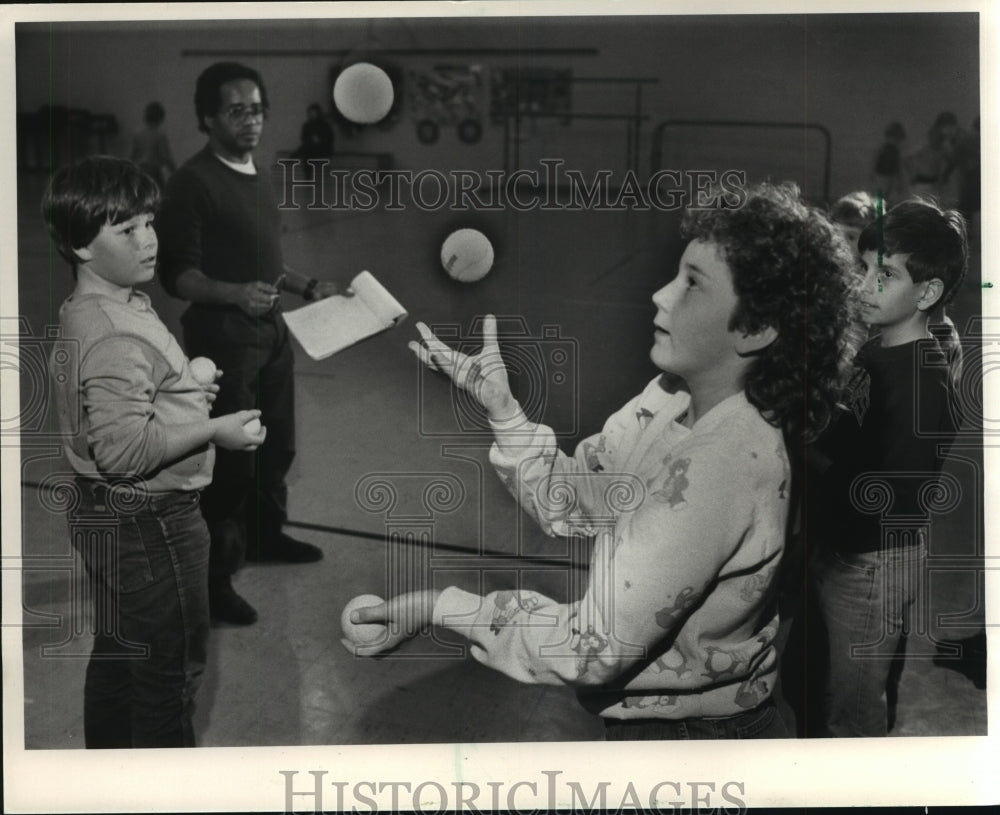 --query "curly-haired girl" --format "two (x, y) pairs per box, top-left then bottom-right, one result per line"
(346, 182), (857, 741)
